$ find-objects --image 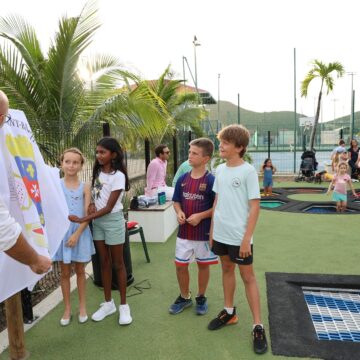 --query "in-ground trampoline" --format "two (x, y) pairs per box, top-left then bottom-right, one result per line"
(260, 187), (360, 214)
(266, 273), (360, 360)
